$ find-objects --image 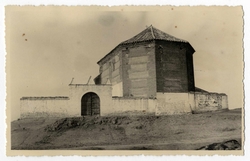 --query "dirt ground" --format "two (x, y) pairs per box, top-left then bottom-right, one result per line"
(11, 108), (242, 150)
